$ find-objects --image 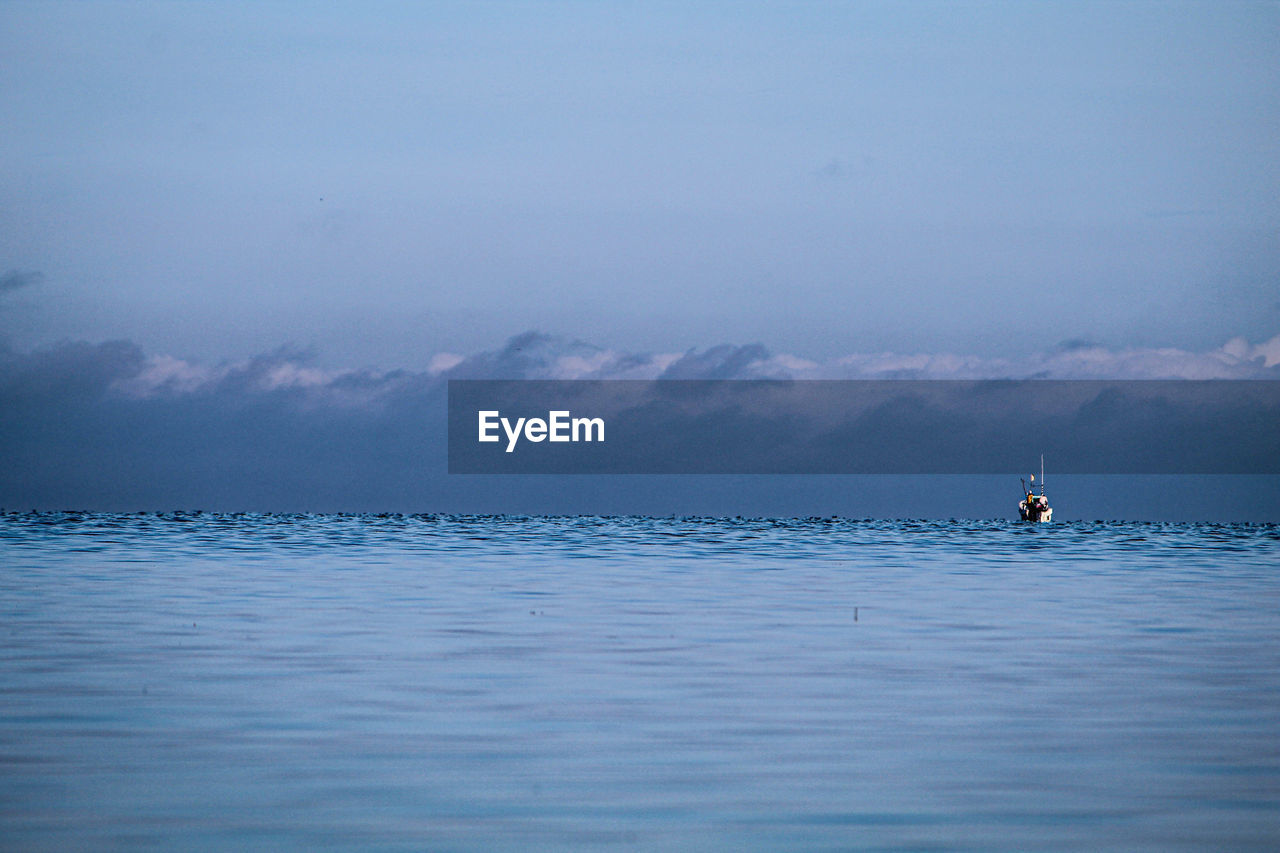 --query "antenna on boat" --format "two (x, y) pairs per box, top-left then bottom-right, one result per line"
(1040, 454), (1045, 495)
